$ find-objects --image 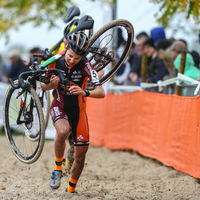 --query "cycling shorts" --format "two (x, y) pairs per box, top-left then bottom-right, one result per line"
(50, 101), (89, 146)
